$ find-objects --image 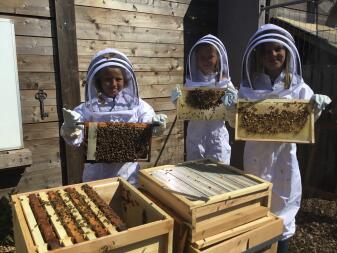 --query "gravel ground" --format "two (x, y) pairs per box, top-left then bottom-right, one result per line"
(289, 197), (337, 253)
